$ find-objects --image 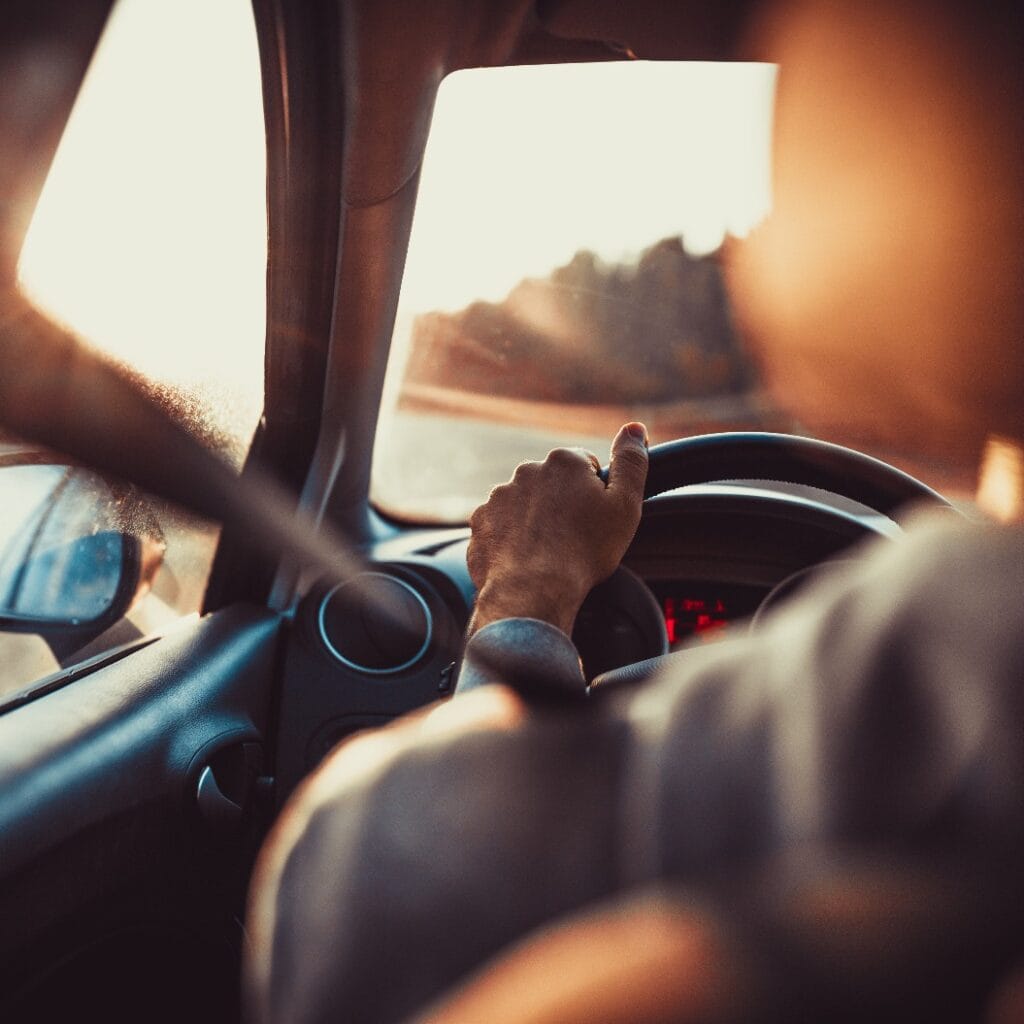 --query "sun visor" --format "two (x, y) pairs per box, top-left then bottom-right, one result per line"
(531, 0), (761, 61)
(339, 0), (761, 205)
